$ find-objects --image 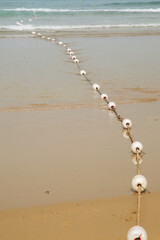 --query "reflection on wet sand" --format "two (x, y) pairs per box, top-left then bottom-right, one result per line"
(0, 37), (160, 112)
